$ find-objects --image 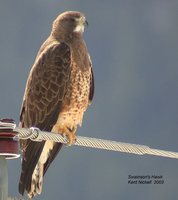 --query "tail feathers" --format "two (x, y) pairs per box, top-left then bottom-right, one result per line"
(28, 162), (44, 198)
(18, 141), (45, 197)
(19, 162), (44, 199)
(19, 142), (63, 198)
